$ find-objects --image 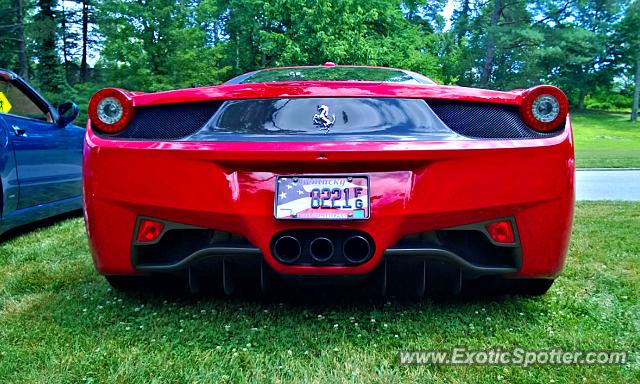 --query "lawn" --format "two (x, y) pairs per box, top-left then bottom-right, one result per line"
(0, 203), (638, 383)
(572, 110), (640, 168)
